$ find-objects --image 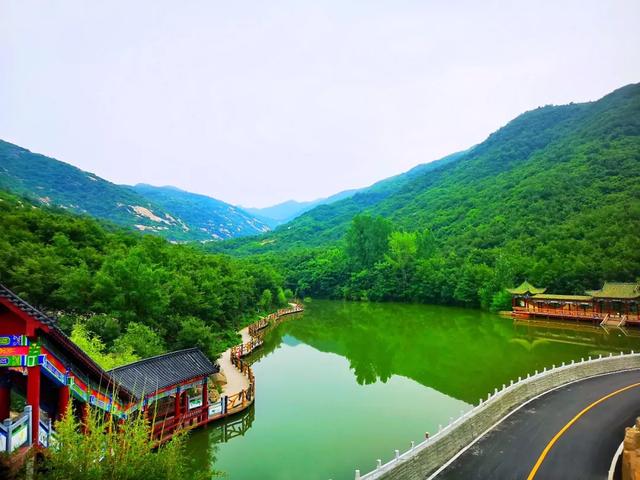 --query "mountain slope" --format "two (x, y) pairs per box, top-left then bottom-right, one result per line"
(0, 140), (269, 241)
(132, 184), (270, 240)
(212, 83), (640, 271)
